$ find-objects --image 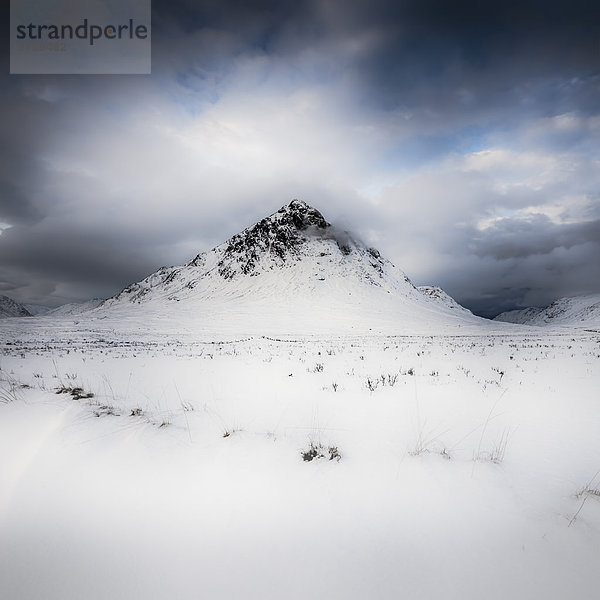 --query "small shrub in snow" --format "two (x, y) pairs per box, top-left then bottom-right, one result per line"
(301, 441), (341, 462)
(571, 470), (600, 528)
(328, 446), (341, 461)
(301, 443), (320, 461)
(492, 367), (505, 382)
(473, 429), (510, 464)
(222, 427), (242, 438)
(92, 404), (120, 417)
(439, 448), (451, 460)
(366, 377), (379, 392)
(0, 373), (22, 403)
(56, 385), (94, 400)
(381, 373), (398, 386)
(0, 389), (15, 403)
(366, 373), (398, 391)
(569, 471), (600, 528)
